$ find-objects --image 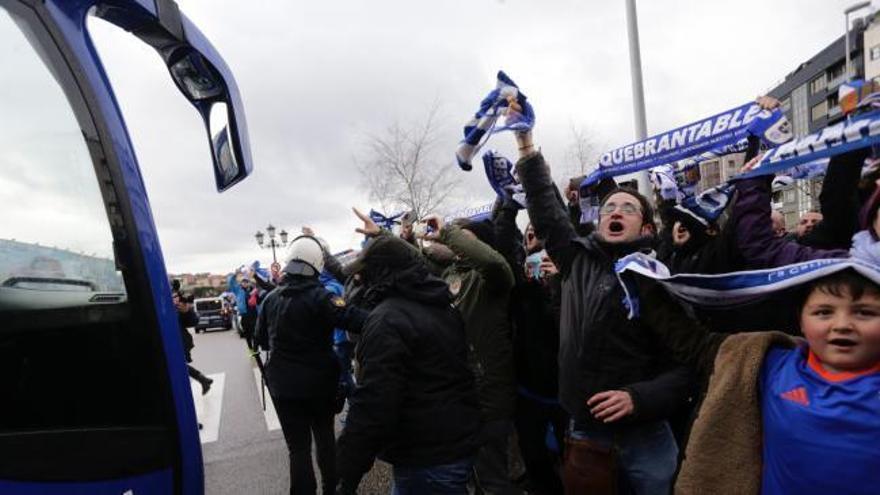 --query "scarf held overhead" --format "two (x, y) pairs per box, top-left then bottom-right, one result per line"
(582, 102), (791, 187)
(455, 71), (535, 171)
(482, 150), (527, 208)
(741, 109), (880, 178)
(613, 253), (880, 319)
(369, 210), (404, 231)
